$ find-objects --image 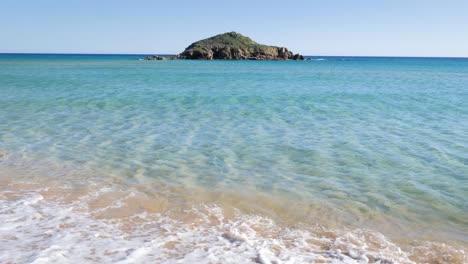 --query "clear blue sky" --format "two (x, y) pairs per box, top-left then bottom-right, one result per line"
(1, 0), (467, 57)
